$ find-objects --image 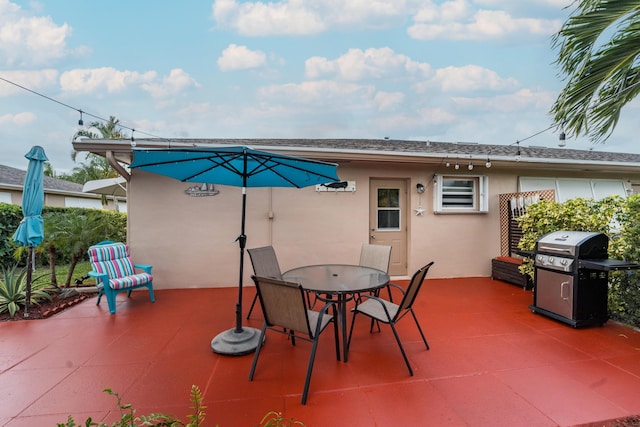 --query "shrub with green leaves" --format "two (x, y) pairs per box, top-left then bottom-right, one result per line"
(0, 264), (53, 318)
(517, 195), (640, 328)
